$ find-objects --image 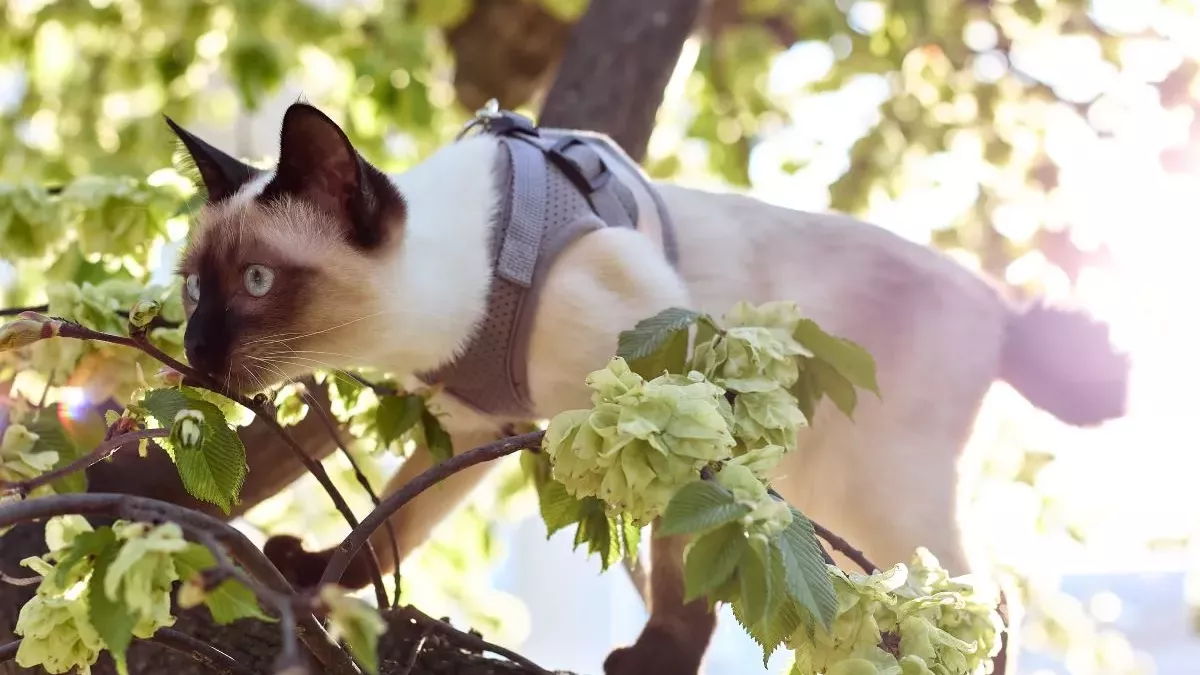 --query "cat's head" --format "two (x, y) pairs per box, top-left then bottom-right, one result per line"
(168, 103), (407, 393)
